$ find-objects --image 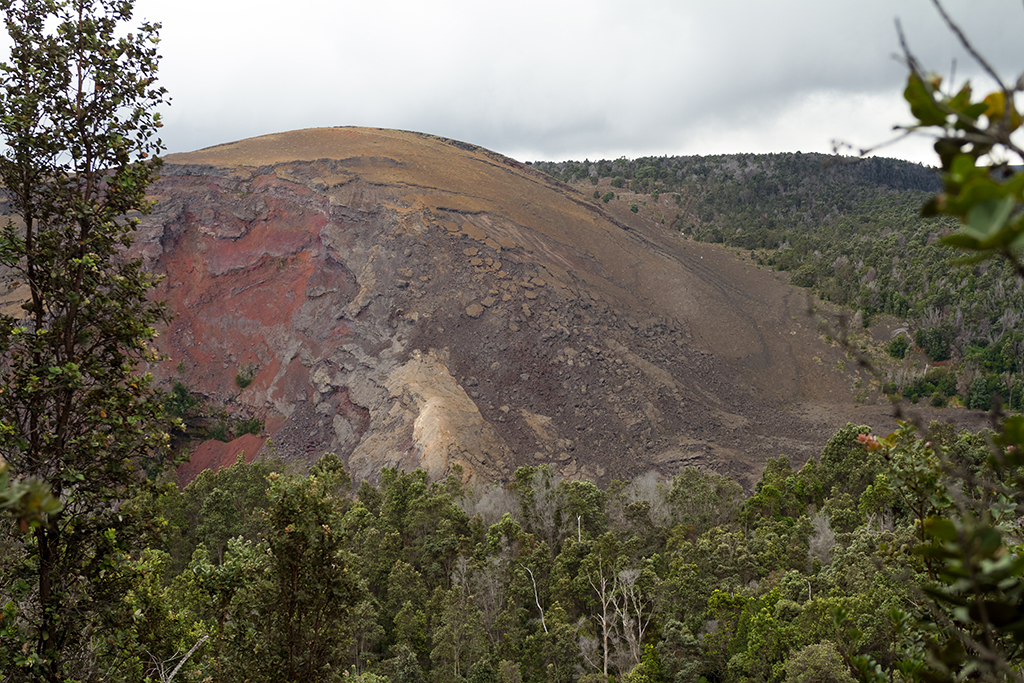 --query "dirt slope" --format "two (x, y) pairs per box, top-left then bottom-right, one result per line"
(134, 127), (980, 489)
